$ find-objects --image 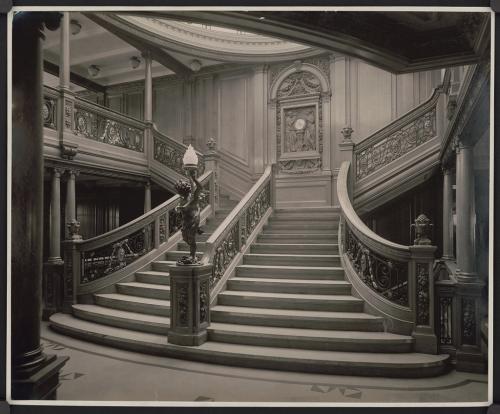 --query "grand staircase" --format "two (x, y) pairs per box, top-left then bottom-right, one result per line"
(50, 206), (450, 378)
